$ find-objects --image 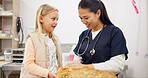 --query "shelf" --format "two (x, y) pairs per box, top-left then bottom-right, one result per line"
(0, 37), (12, 39)
(11, 54), (24, 56)
(11, 48), (25, 51)
(0, 14), (13, 17)
(11, 58), (23, 60)
(3, 0), (12, 2)
(0, 0), (19, 51)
